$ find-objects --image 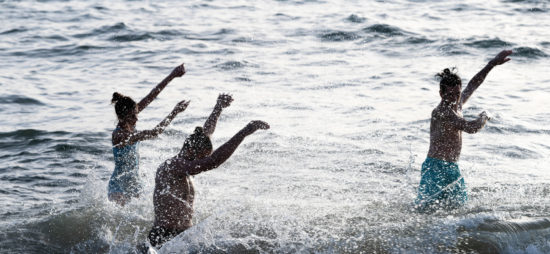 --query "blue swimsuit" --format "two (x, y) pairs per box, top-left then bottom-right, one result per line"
(108, 129), (141, 197)
(415, 157), (467, 211)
